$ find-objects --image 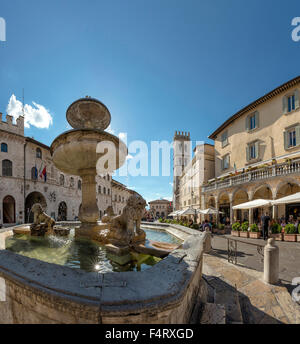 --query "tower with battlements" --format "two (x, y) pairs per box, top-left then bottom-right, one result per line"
(172, 131), (191, 210)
